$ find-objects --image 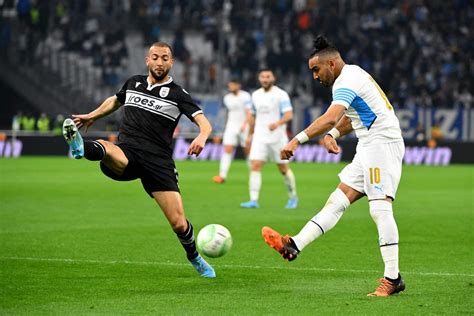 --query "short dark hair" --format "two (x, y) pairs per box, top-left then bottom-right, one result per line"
(229, 78), (241, 84)
(150, 41), (174, 57)
(309, 35), (339, 58)
(258, 68), (274, 74)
